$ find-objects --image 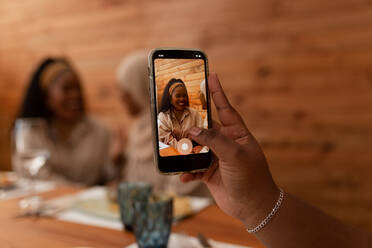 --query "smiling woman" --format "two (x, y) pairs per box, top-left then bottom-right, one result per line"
(155, 57), (209, 157)
(157, 78), (205, 154)
(12, 58), (117, 185)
